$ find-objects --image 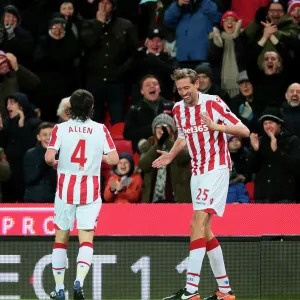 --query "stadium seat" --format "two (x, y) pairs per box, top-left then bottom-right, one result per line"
(245, 181), (255, 203)
(113, 139), (134, 155)
(101, 162), (112, 185)
(133, 152), (140, 166)
(110, 122), (125, 139)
